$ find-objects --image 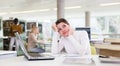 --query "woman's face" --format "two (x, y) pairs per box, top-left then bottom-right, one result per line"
(56, 22), (70, 37)
(35, 28), (39, 34)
